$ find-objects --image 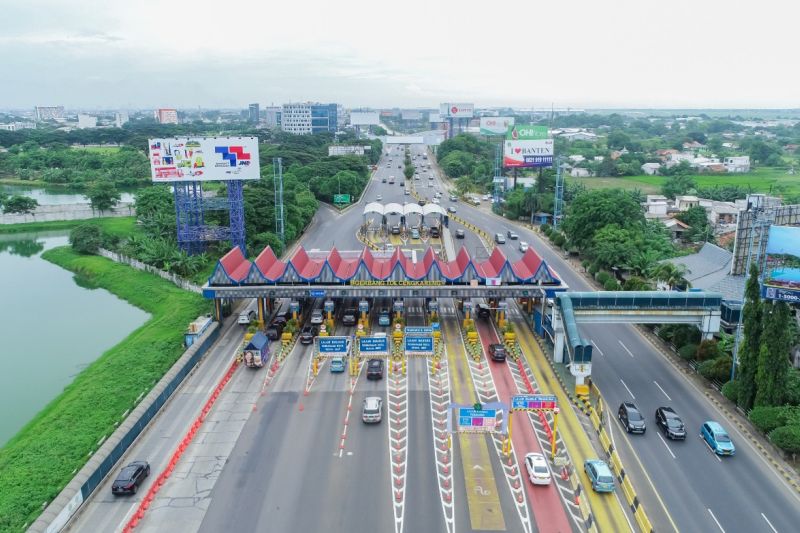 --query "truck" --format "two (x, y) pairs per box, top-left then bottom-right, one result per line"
(388, 176), (395, 185)
(242, 331), (270, 368)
